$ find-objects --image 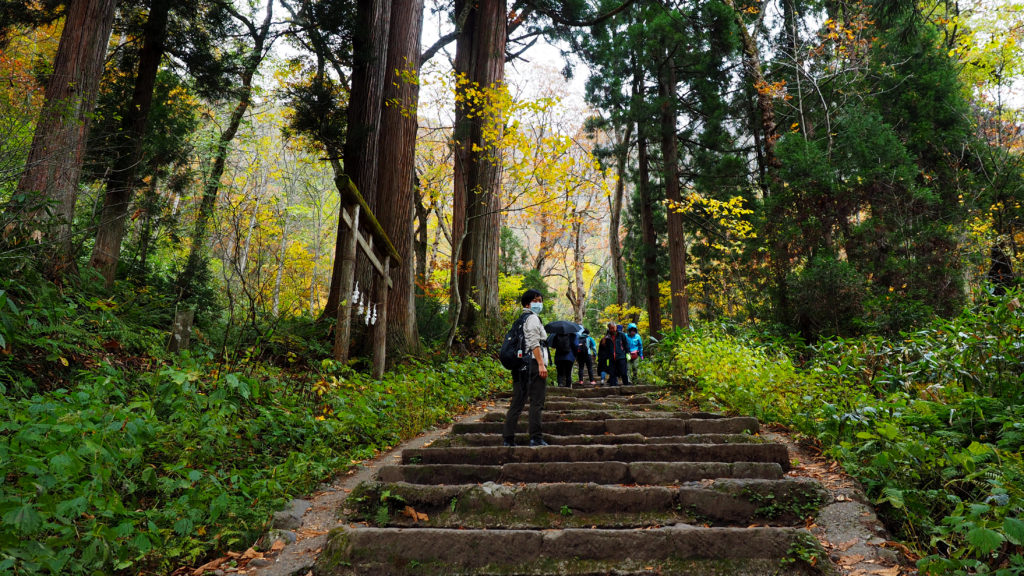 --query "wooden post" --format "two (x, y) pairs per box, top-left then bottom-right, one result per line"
(372, 255), (390, 379)
(168, 309), (194, 352)
(333, 204), (361, 362)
